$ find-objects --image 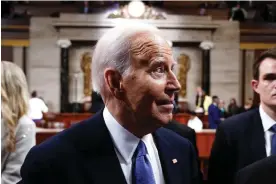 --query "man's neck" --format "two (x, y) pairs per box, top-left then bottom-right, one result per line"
(261, 103), (276, 121)
(106, 101), (155, 138)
